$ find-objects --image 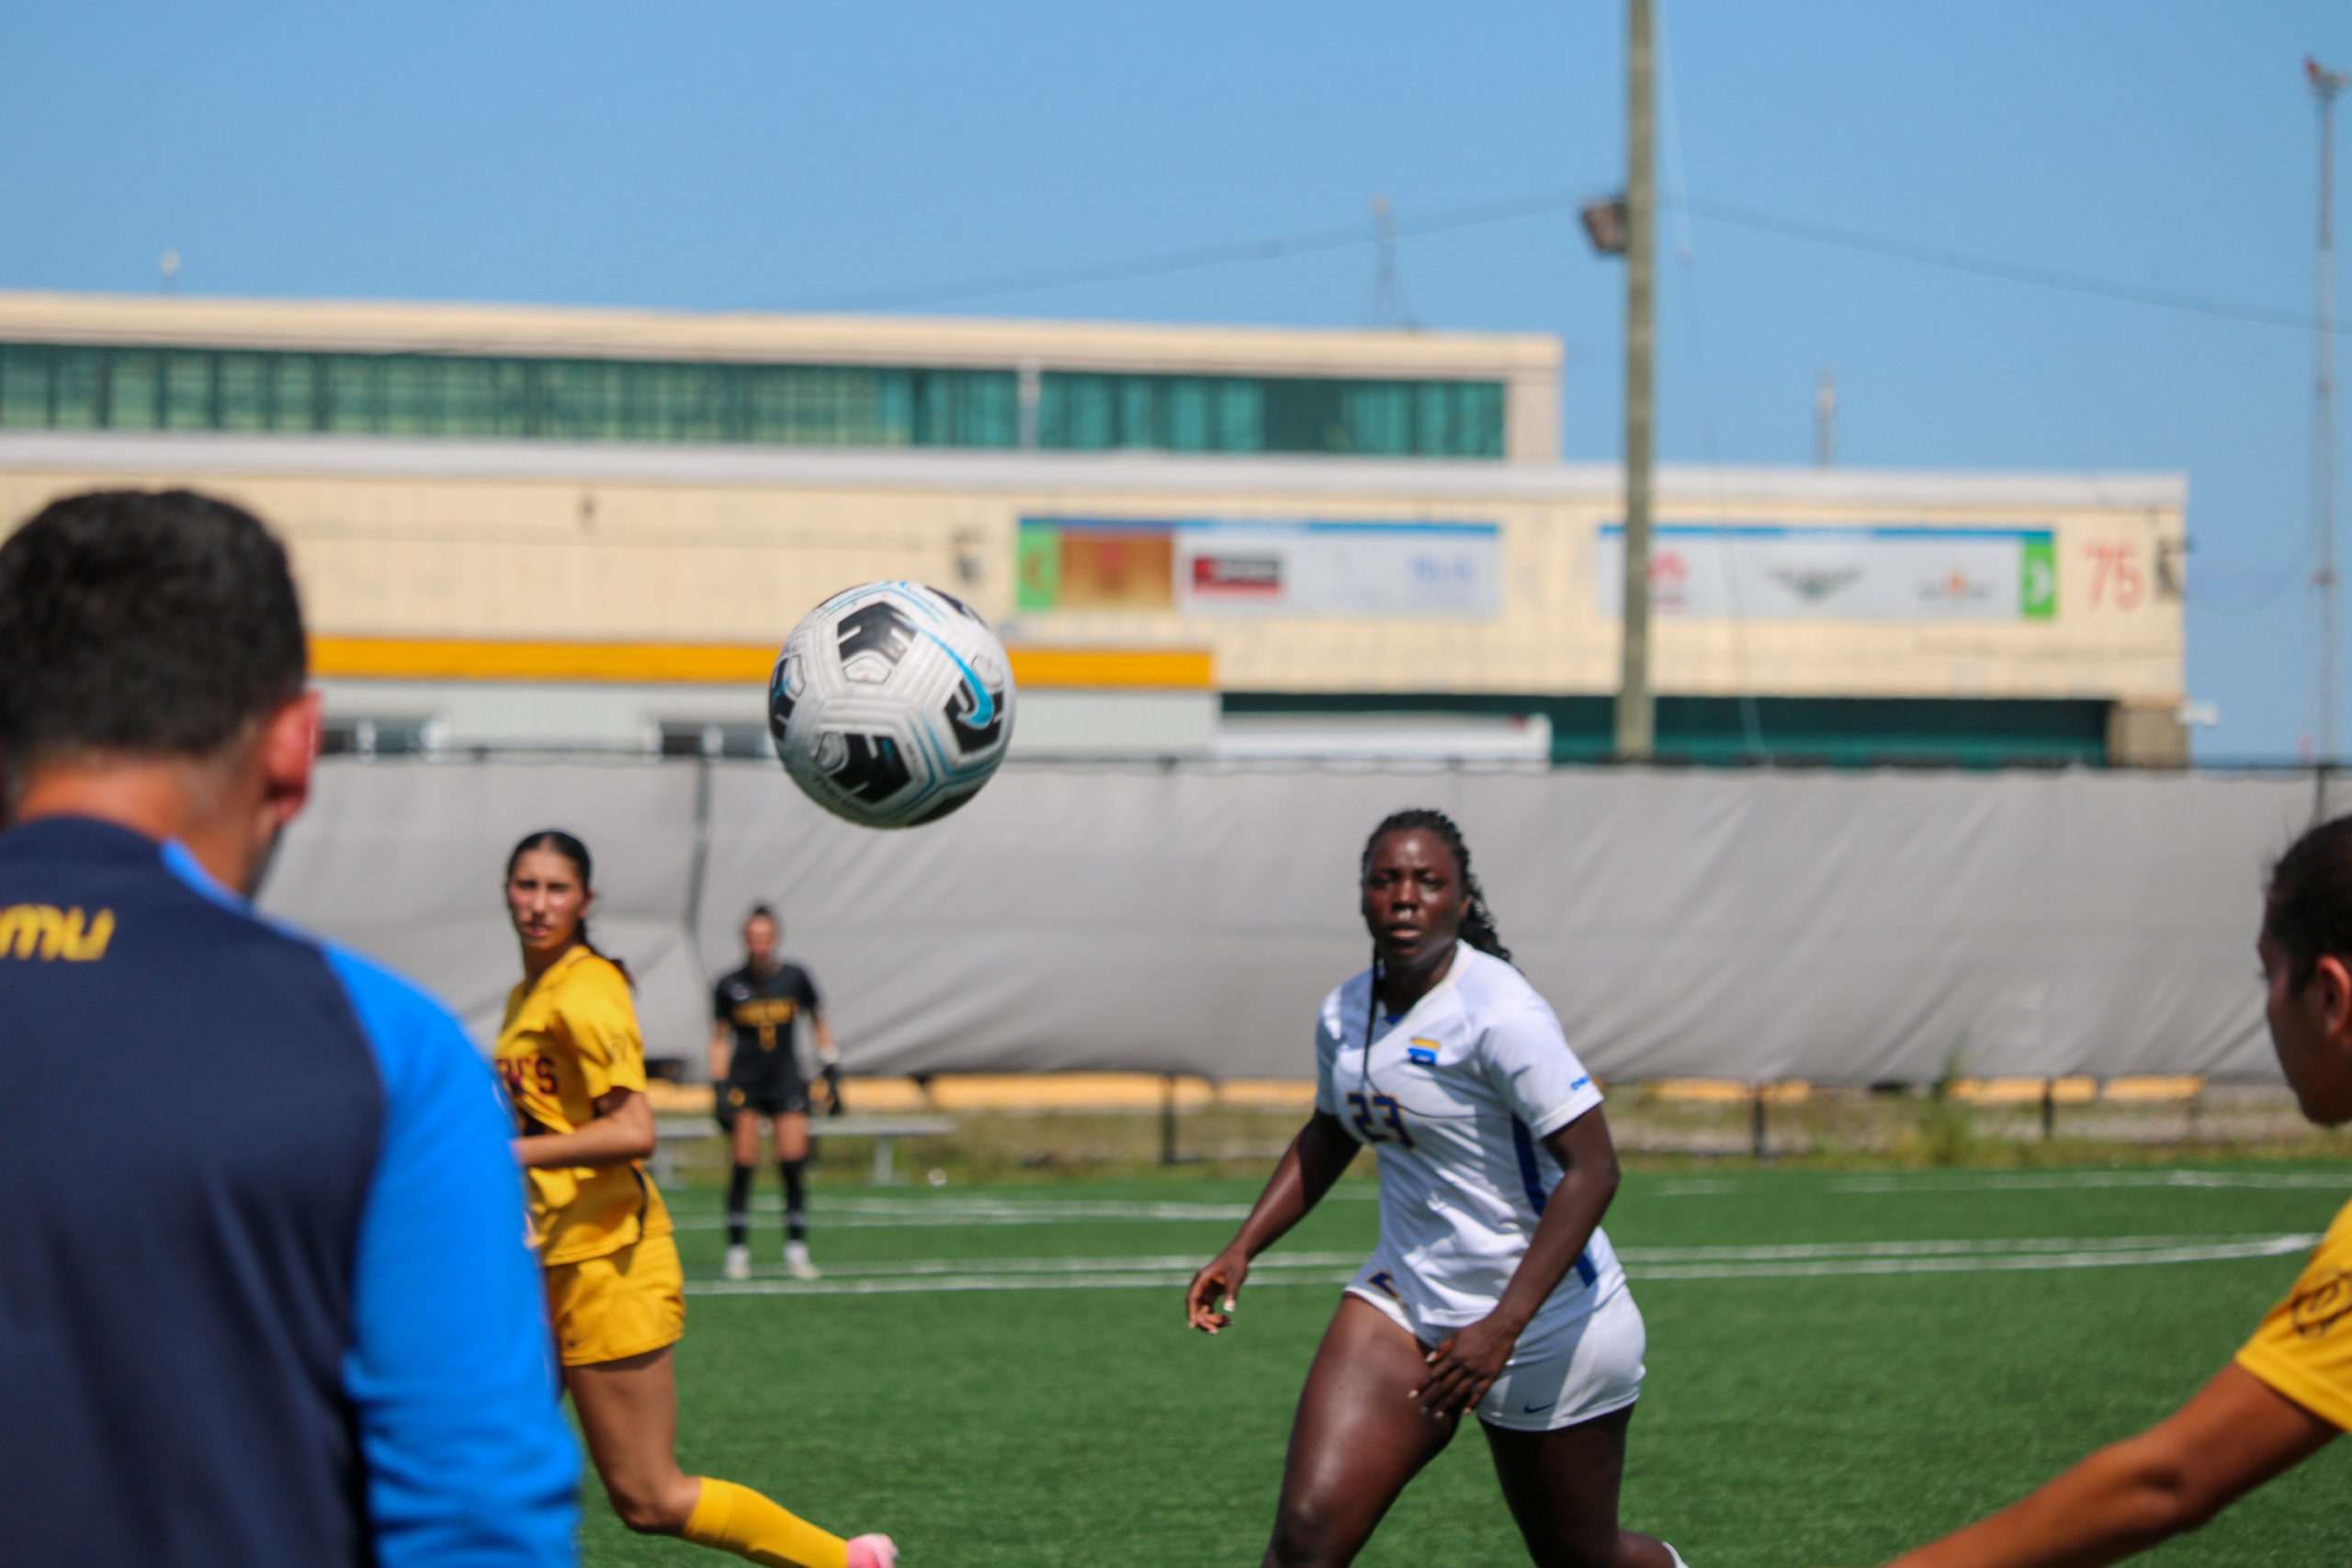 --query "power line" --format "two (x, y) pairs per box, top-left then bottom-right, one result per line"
(1679, 196), (2336, 337)
(782, 186), (2352, 340)
(784, 187), (1589, 311)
